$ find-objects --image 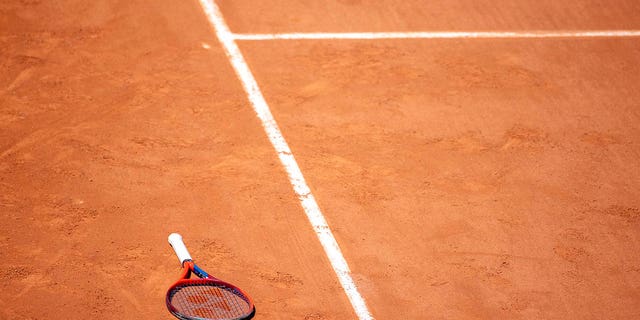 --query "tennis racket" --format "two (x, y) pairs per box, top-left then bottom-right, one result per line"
(166, 233), (255, 320)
